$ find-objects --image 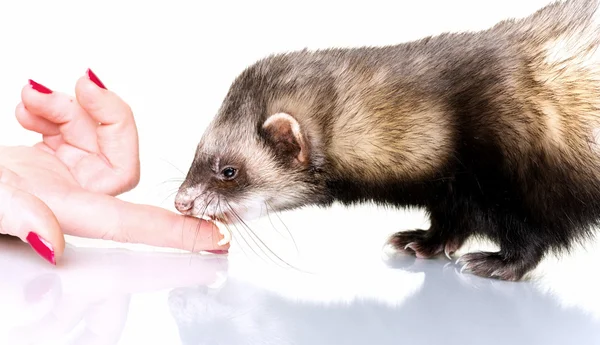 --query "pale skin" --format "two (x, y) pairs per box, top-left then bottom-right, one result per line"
(0, 70), (229, 265)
